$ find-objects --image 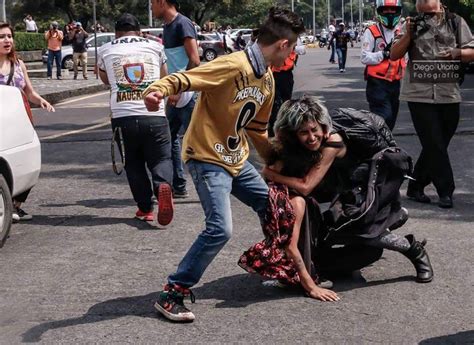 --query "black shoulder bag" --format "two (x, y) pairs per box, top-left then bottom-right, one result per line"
(6, 62), (15, 86)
